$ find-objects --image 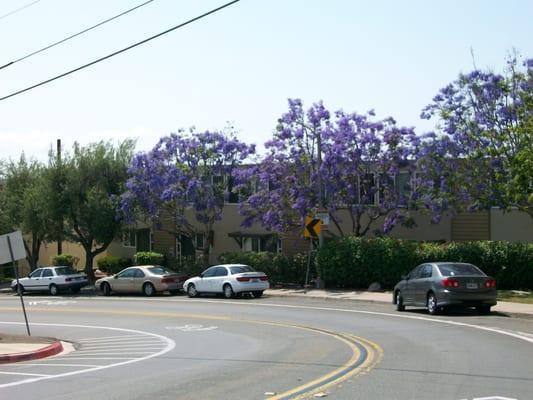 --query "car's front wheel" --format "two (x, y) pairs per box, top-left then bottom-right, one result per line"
(101, 282), (111, 296)
(187, 284), (198, 298)
(395, 291), (405, 311)
(143, 282), (156, 297)
(223, 284), (234, 299)
(49, 284), (59, 296)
